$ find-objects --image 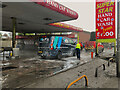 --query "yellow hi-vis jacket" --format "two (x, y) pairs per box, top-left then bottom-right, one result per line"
(76, 43), (81, 49)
